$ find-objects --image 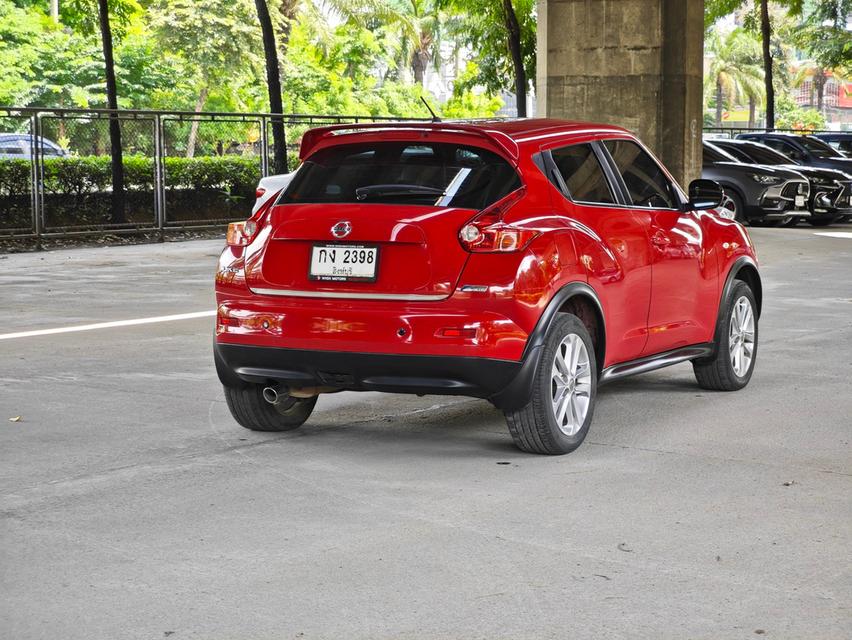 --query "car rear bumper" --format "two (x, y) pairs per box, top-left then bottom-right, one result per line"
(214, 342), (539, 410)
